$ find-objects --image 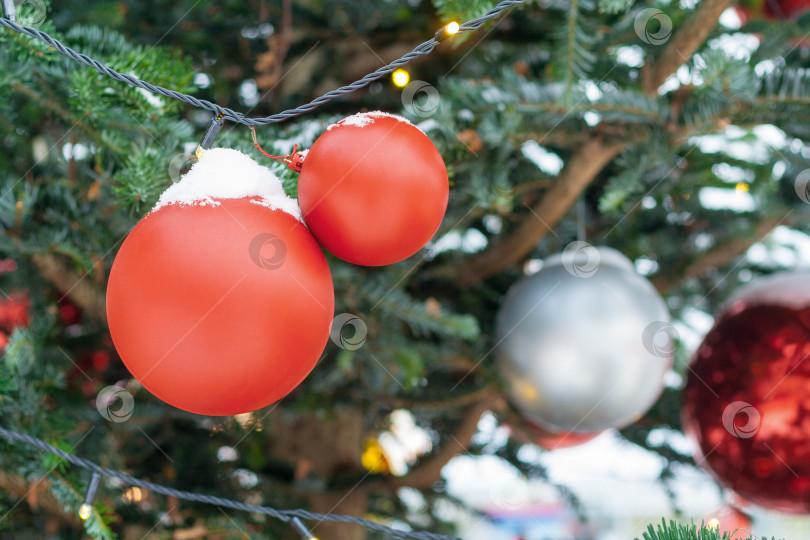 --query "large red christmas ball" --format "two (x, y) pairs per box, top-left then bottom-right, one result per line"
(297, 112), (448, 266)
(107, 149), (334, 416)
(682, 272), (810, 514)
